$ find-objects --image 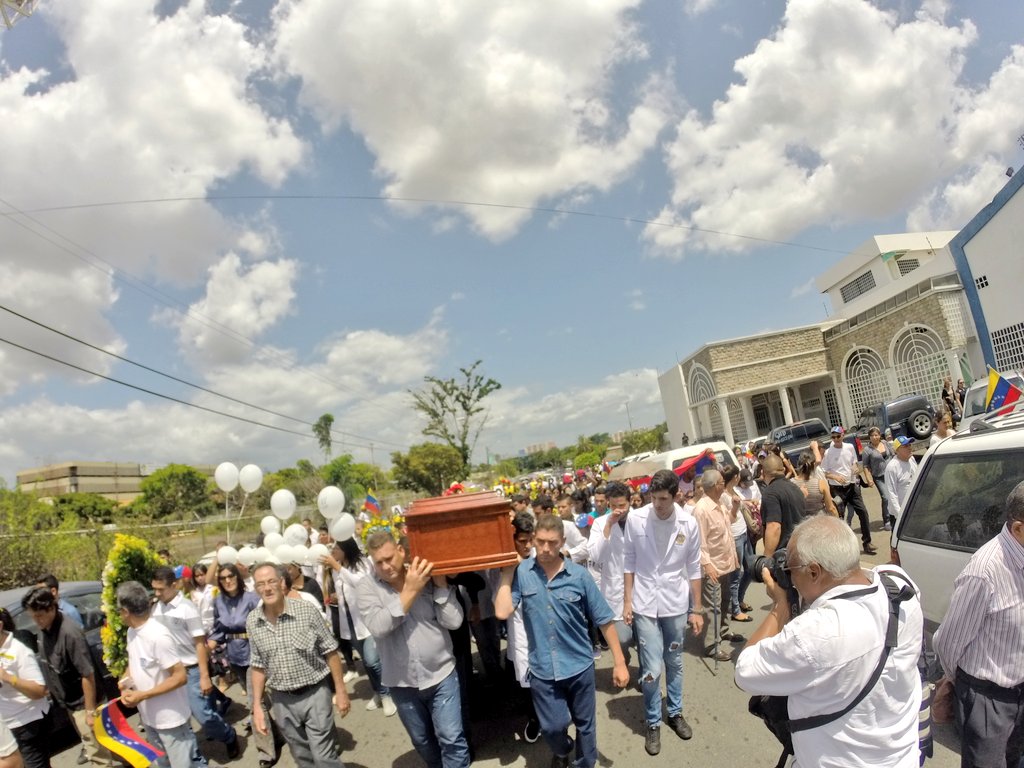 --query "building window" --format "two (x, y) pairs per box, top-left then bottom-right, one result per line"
(892, 326), (947, 407)
(688, 363), (716, 405)
(895, 256), (921, 276)
(844, 347), (890, 417)
(823, 388), (842, 429)
(839, 271), (877, 304)
(992, 322), (1024, 372)
(974, 275), (989, 289)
